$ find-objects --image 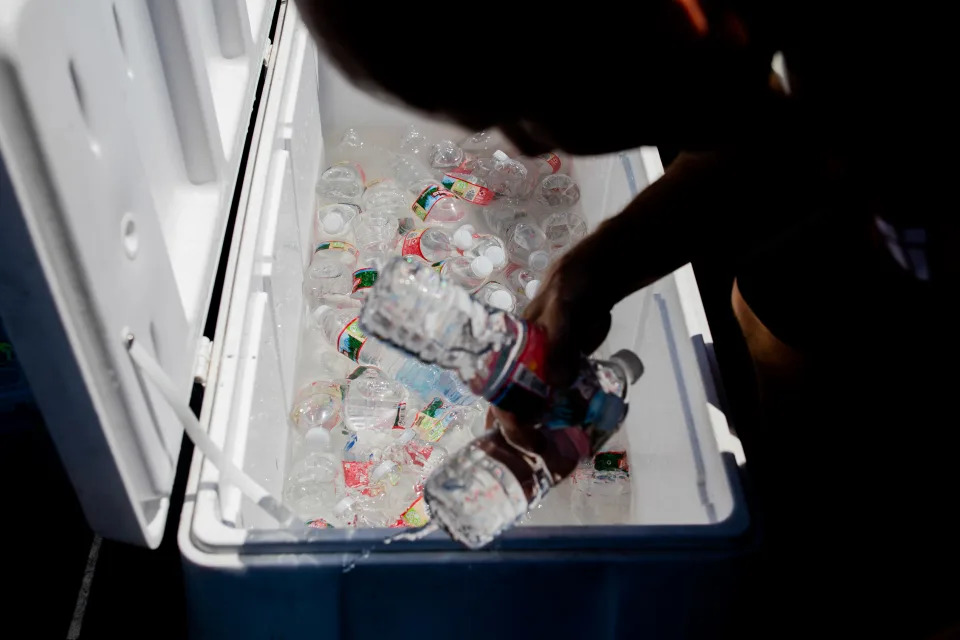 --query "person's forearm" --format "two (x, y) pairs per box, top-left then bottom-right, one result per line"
(568, 144), (820, 310)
